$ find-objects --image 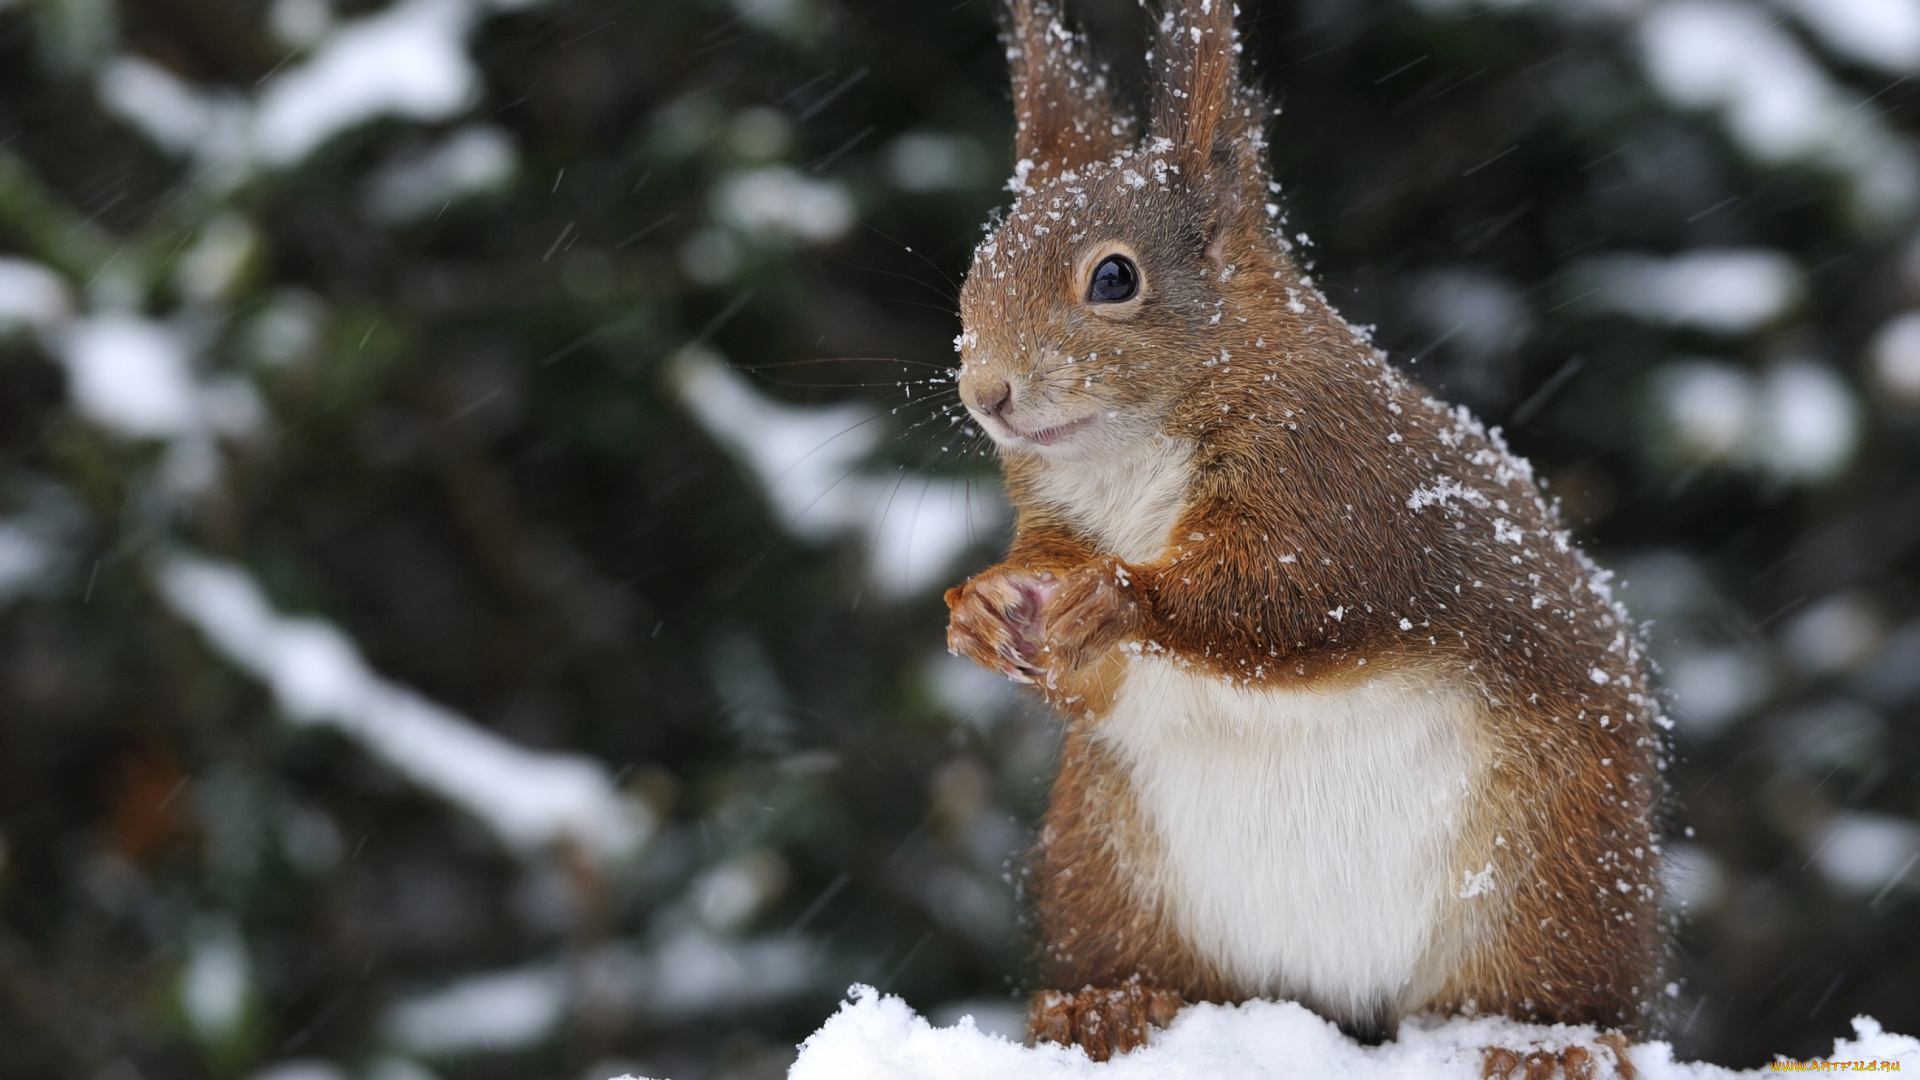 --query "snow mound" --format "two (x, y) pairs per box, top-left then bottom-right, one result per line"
(774, 986), (1917, 1079)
